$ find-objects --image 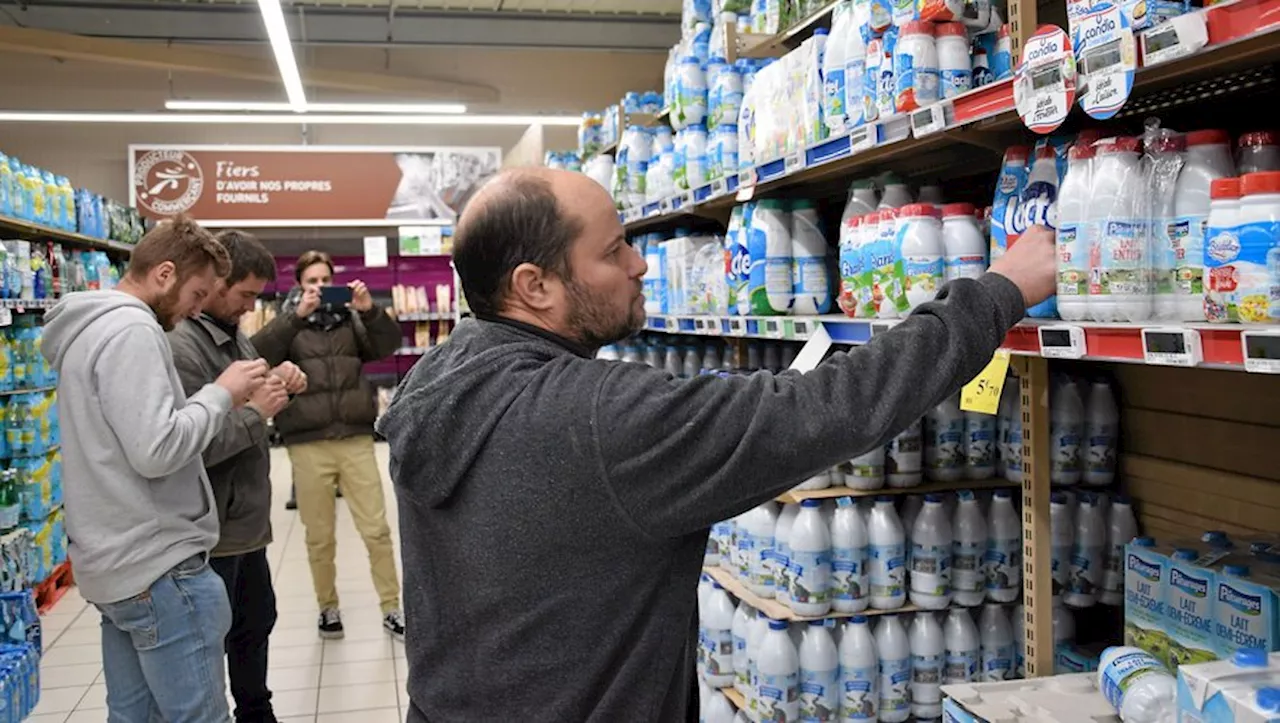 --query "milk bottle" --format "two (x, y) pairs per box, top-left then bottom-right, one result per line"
(869, 497), (907, 610)
(702, 582), (738, 688)
(924, 394), (965, 482)
(790, 500), (834, 617)
(676, 57), (708, 130)
(1166, 130), (1235, 321)
(706, 690), (738, 723)
(831, 498), (870, 614)
(758, 619), (801, 723)
(901, 495), (924, 549)
(910, 495), (953, 610)
(1050, 377), (1084, 486)
(1100, 493), (1141, 606)
(1051, 491), (1074, 602)
(1226, 170), (1280, 325)
(1238, 130), (1280, 173)
(952, 490), (987, 607)
(1204, 177), (1243, 322)
(1058, 143), (1094, 321)
(980, 603), (1016, 681)
(1083, 379), (1119, 487)
(747, 612), (771, 713)
(910, 612), (945, 719)
(749, 200), (794, 315)
(839, 214), (865, 317)
(945, 608), (981, 684)
(847, 446), (886, 490)
(742, 503), (780, 598)
(897, 203), (946, 312)
(824, 2), (854, 134)
(776, 503), (801, 606)
(964, 410), (997, 480)
(872, 208), (905, 319)
(991, 146), (1032, 264)
(996, 375), (1020, 482)
(1066, 492), (1106, 609)
(1098, 646), (1177, 723)
(875, 615), (911, 723)
(842, 7), (869, 130)
(885, 419), (922, 488)
(733, 603), (756, 696)
(792, 200), (832, 315)
(838, 615), (878, 722)
(942, 203), (987, 282)
(799, 621), (839, 722)
(1088, 137), (1151, 322)
(985, 489), (1021, 603)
